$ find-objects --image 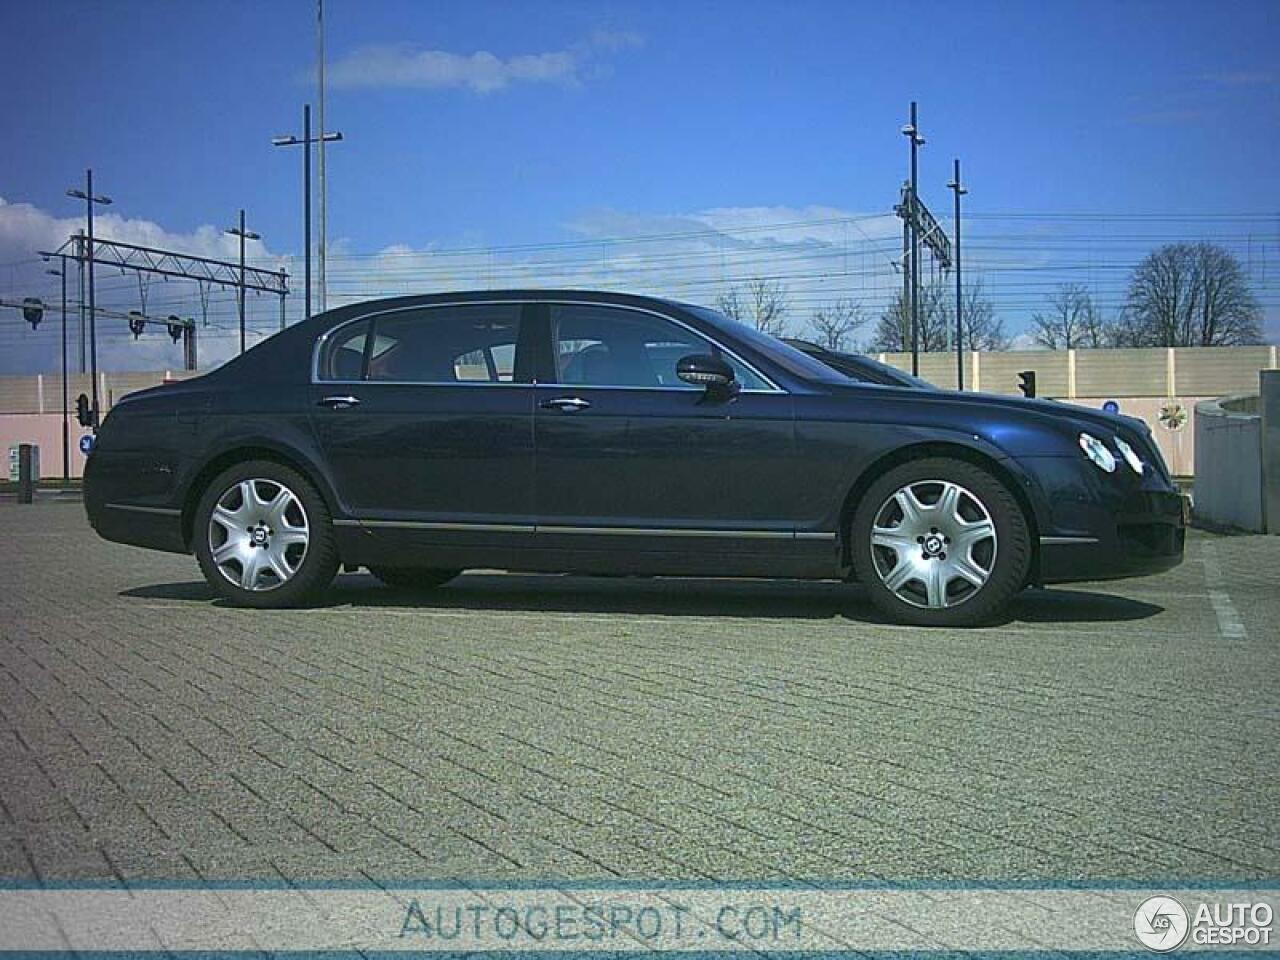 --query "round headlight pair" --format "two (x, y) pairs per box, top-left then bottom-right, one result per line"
(1078, 432), (1117, 473)
(1113, 436), (1145, 475)
(1078, 432), (1145, 475)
